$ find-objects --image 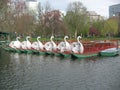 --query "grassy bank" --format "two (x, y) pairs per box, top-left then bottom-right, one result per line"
(23, 37), (120, 42)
